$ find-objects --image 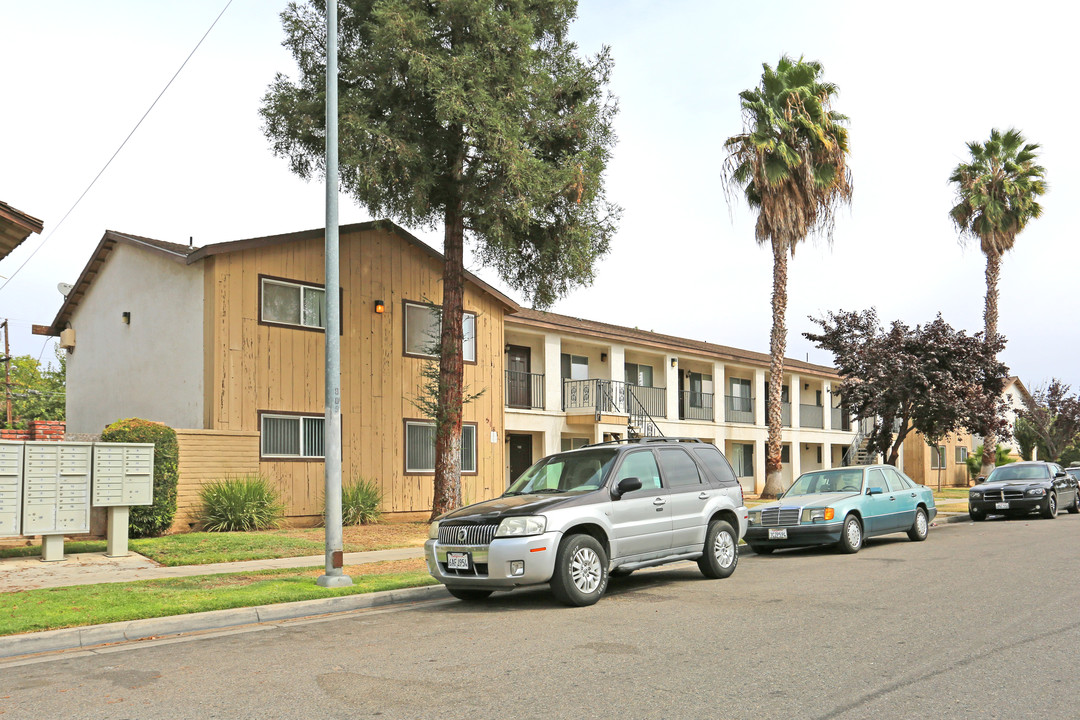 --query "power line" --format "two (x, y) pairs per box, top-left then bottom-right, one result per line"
(0, 0), (236, 295)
